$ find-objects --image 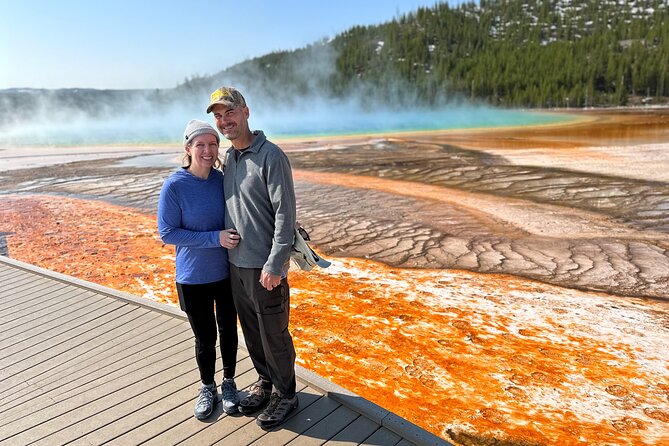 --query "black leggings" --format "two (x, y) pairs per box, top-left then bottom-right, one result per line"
(176, 278), (238, 384)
